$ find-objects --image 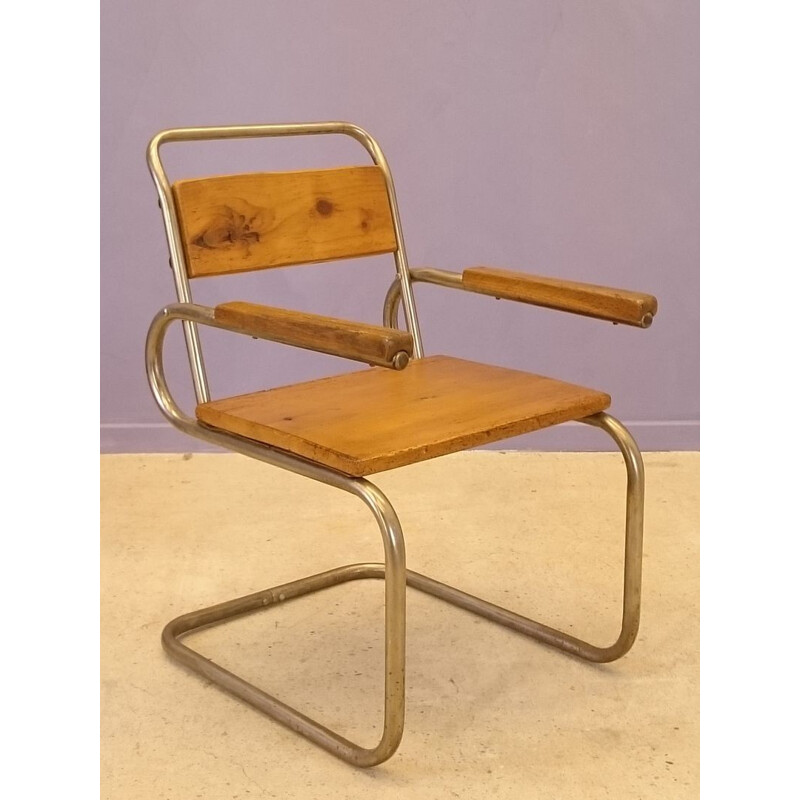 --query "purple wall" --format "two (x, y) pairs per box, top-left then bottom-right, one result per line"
(101, 0), (698, 453)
